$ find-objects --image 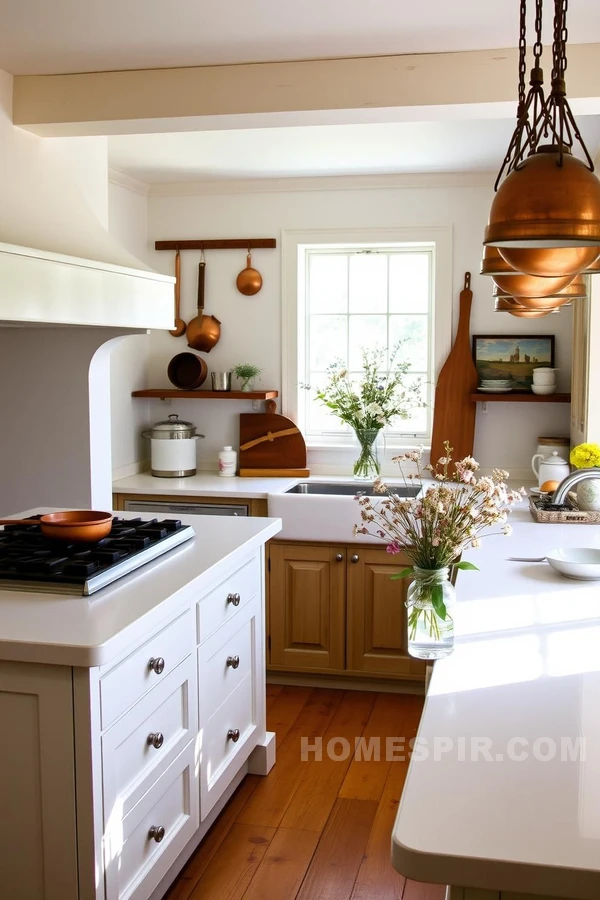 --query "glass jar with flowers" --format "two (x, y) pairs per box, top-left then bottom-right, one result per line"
(312, 345), (424, 480)
(354, 442), (524, 659)
(570, 443), (600, 511)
